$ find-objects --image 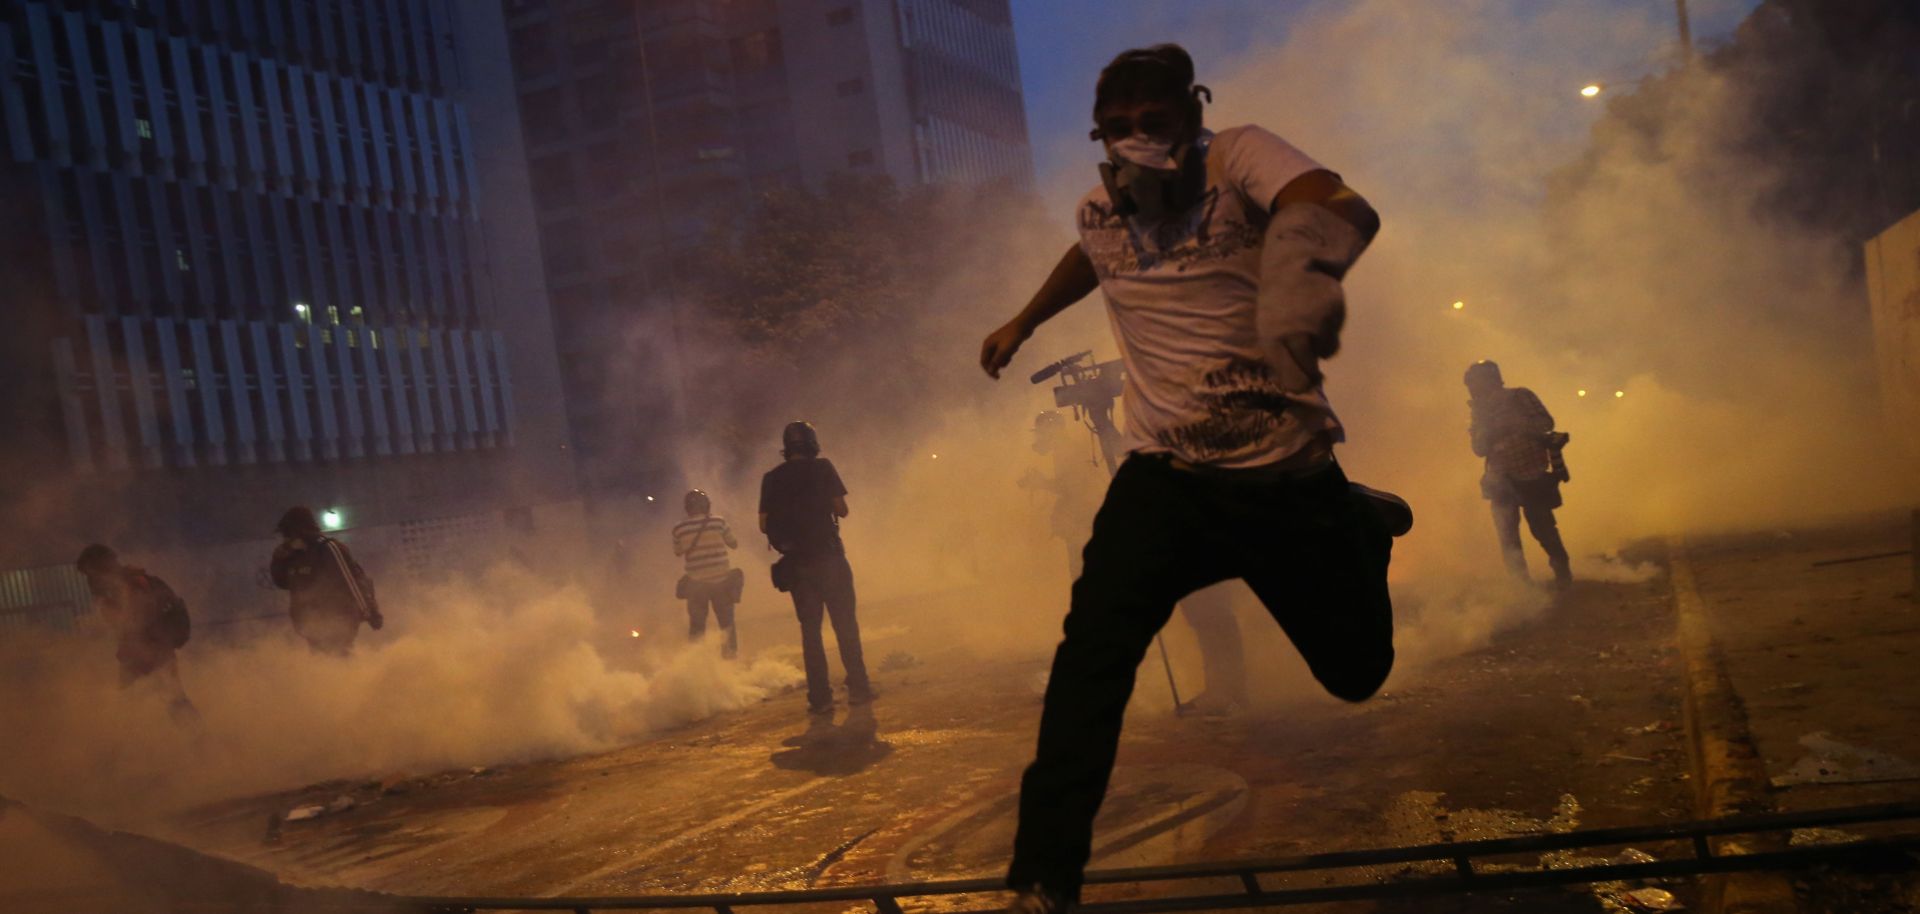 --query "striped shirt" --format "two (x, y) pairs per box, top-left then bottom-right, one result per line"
(672, 515), (737, 582)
